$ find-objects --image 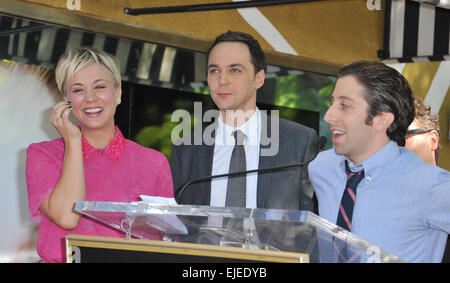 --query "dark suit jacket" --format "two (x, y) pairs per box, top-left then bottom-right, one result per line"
(171, 111), (319, 211)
